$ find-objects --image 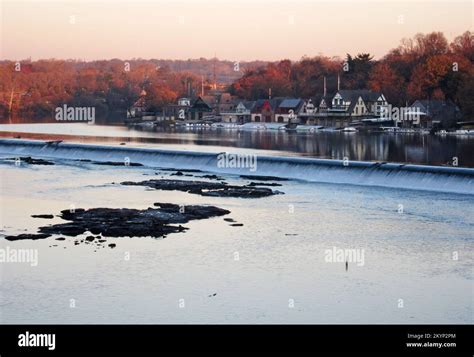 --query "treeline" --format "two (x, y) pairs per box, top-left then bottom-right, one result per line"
(0, 31), (472, 122)
(230, 31), (474, 117)
(0, 58), (267, 122)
